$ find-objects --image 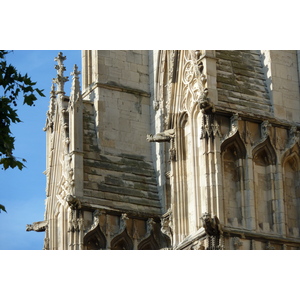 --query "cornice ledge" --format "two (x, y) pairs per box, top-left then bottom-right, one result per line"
(82, 81), (150, 98)
(214, 106), (300, 129)
(174, 227), (206, 250)
(223, 226), (300, 245)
